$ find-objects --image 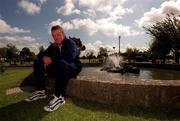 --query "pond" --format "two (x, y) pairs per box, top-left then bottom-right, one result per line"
(79, 67), (180, 81)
